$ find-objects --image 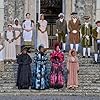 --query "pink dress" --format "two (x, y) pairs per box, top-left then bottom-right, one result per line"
(67, 52), (79, 88)
(50, 50), (64, 88)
